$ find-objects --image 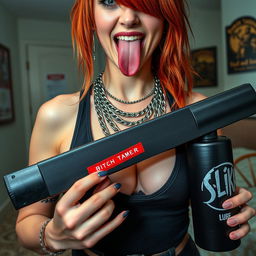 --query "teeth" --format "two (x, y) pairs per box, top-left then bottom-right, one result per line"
(116, 35), (143, 41)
